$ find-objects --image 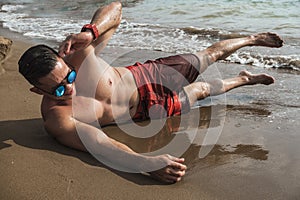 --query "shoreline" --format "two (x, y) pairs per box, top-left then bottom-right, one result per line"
(1, 28), (300, 199)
